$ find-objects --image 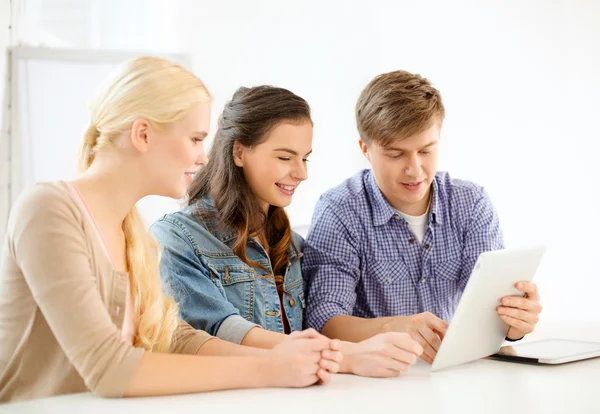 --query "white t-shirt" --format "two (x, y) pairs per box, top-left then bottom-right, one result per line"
(395, 208), (429, 244)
